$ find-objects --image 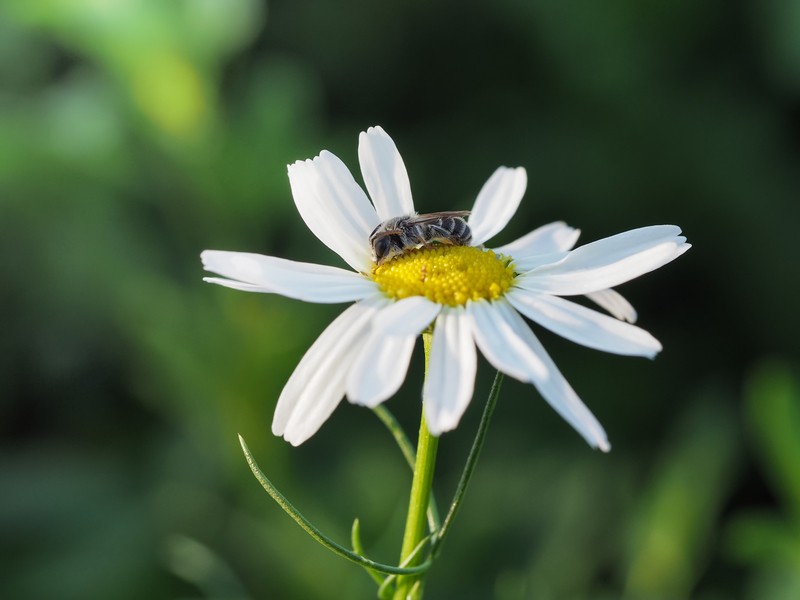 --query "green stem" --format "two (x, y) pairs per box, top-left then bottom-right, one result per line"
(393, 332), (439, 600)
(432, 370), (503, 556)
(373, 405), (441, 532)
